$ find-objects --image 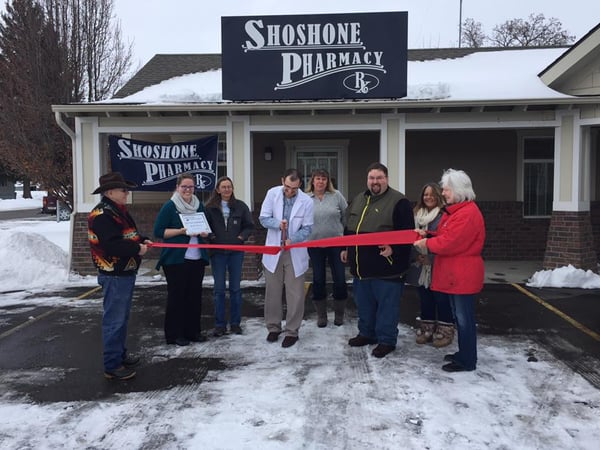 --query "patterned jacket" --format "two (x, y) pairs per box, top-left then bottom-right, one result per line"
(88, 197), (147, 276)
